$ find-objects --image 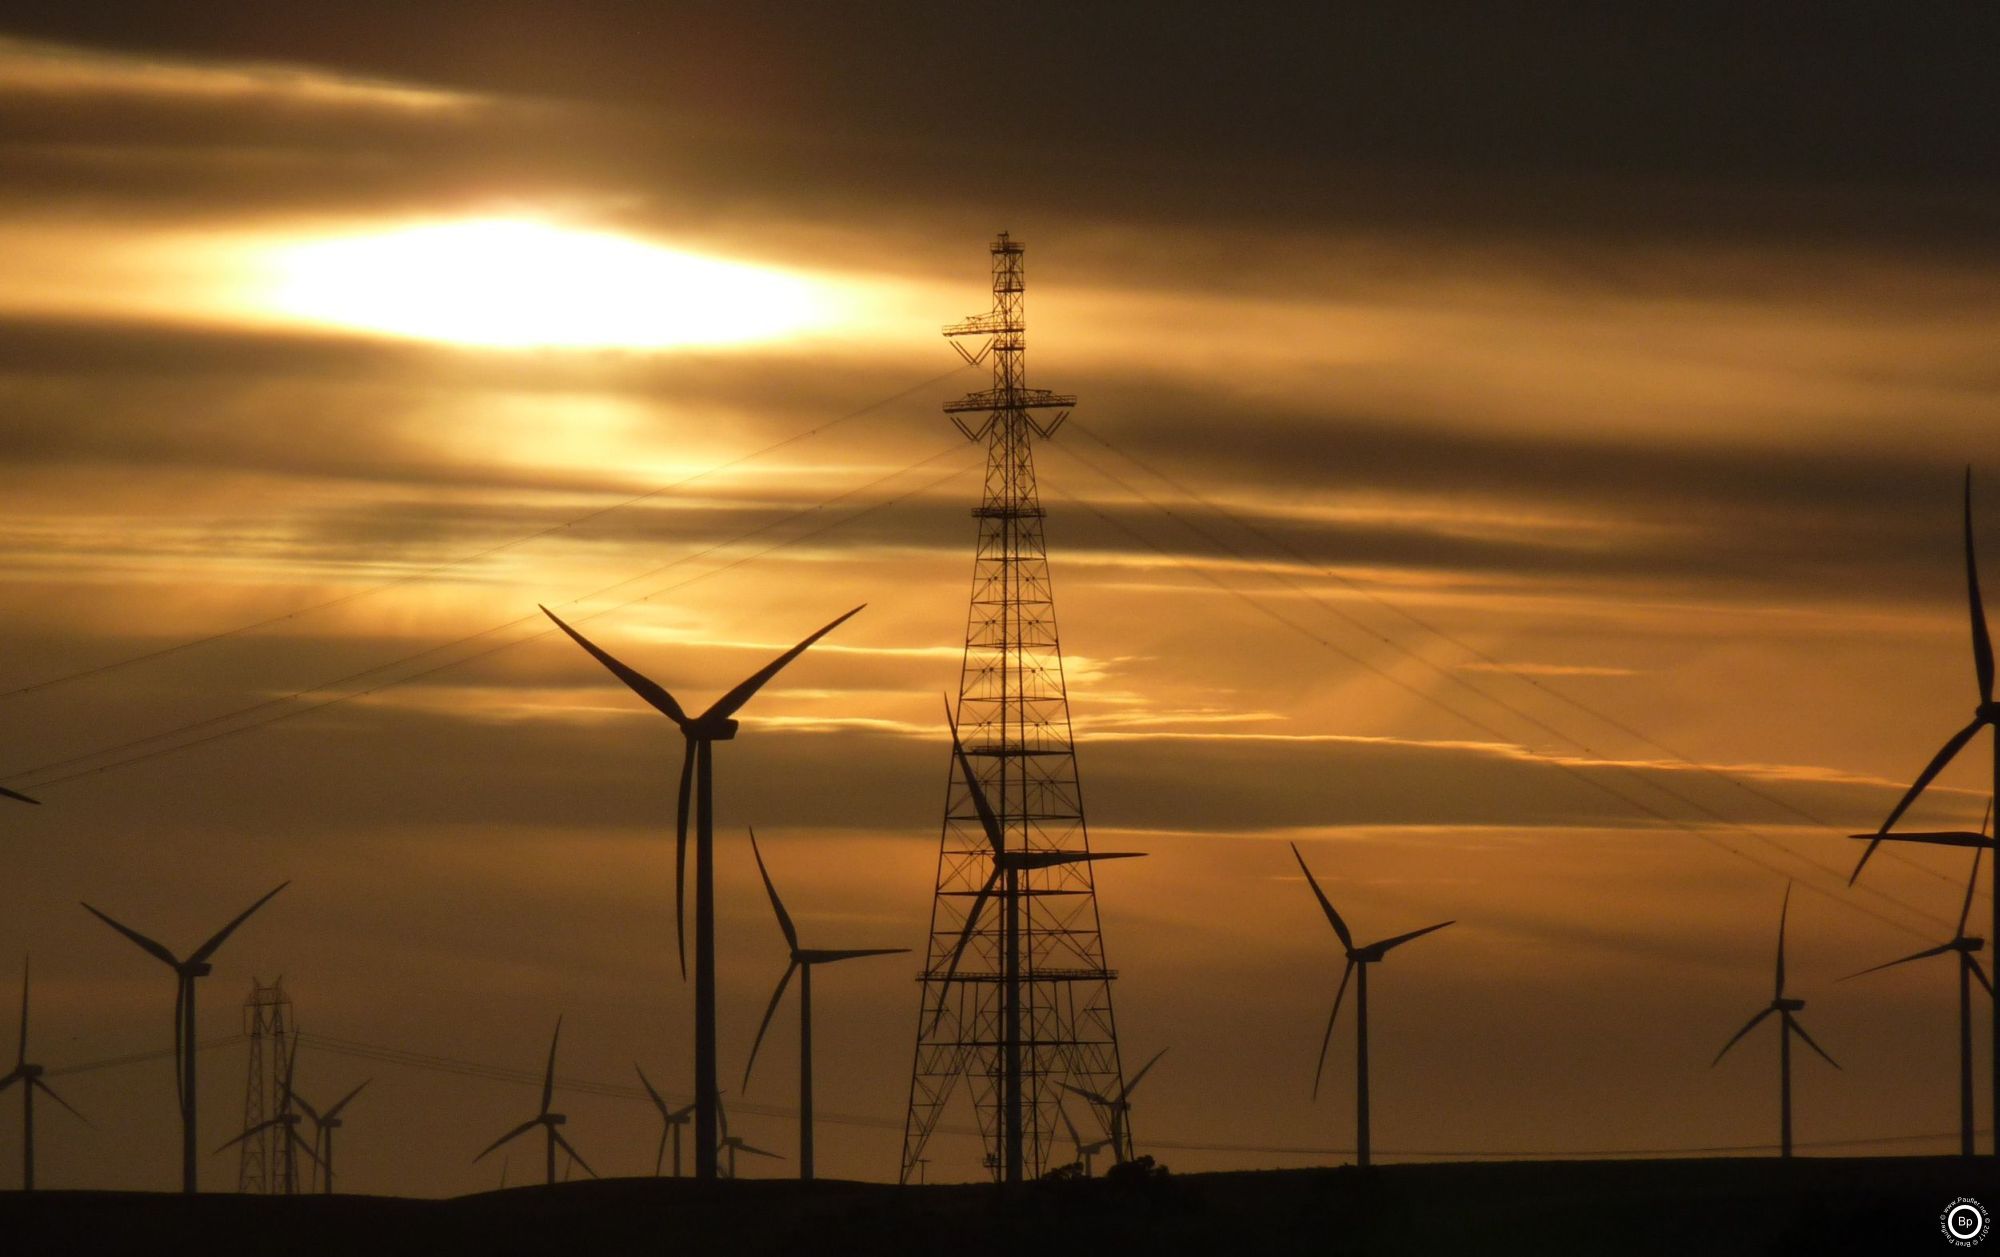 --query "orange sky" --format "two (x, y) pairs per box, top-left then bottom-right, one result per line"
(0, 10), (1997, 1192)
